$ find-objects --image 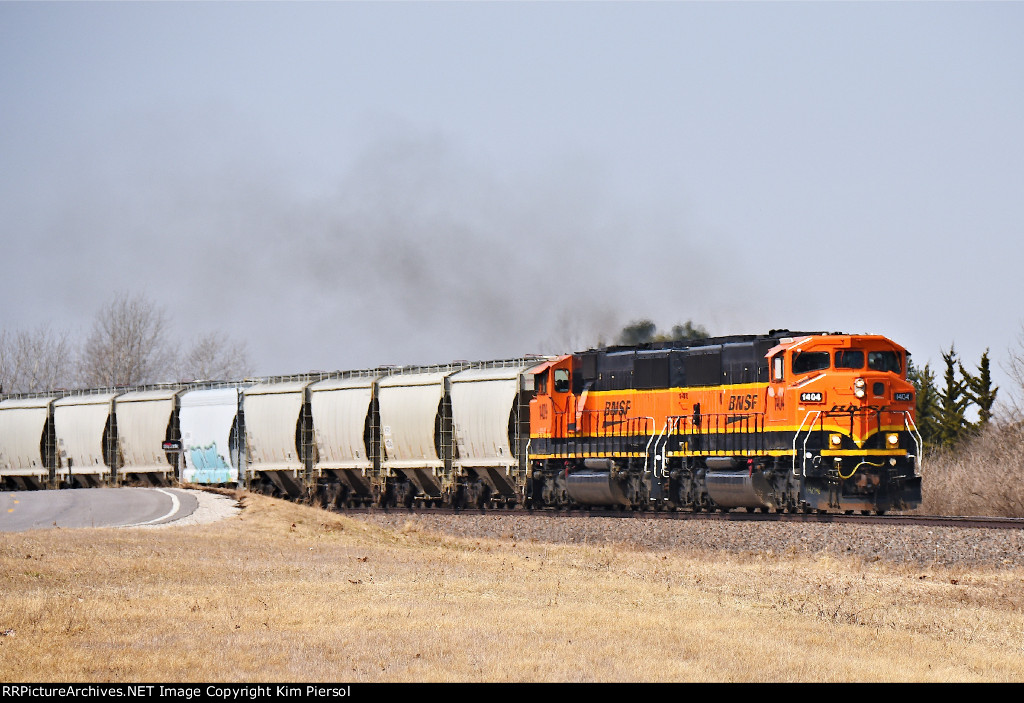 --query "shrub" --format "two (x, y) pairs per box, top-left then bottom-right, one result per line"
(920, 421), (1024, 517)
